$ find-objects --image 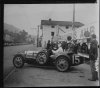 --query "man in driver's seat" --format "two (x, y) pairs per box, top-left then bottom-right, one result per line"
(52, 43), (63, 54)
